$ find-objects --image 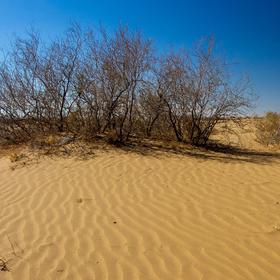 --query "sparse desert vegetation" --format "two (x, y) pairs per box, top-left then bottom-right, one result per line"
(0, 18), (280, 280)
(256, 112), (280, 146)
(0, 25), (254, 148)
